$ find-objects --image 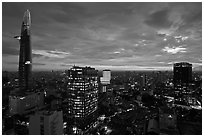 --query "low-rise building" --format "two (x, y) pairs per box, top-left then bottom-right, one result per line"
(29, 110), (63, 135)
